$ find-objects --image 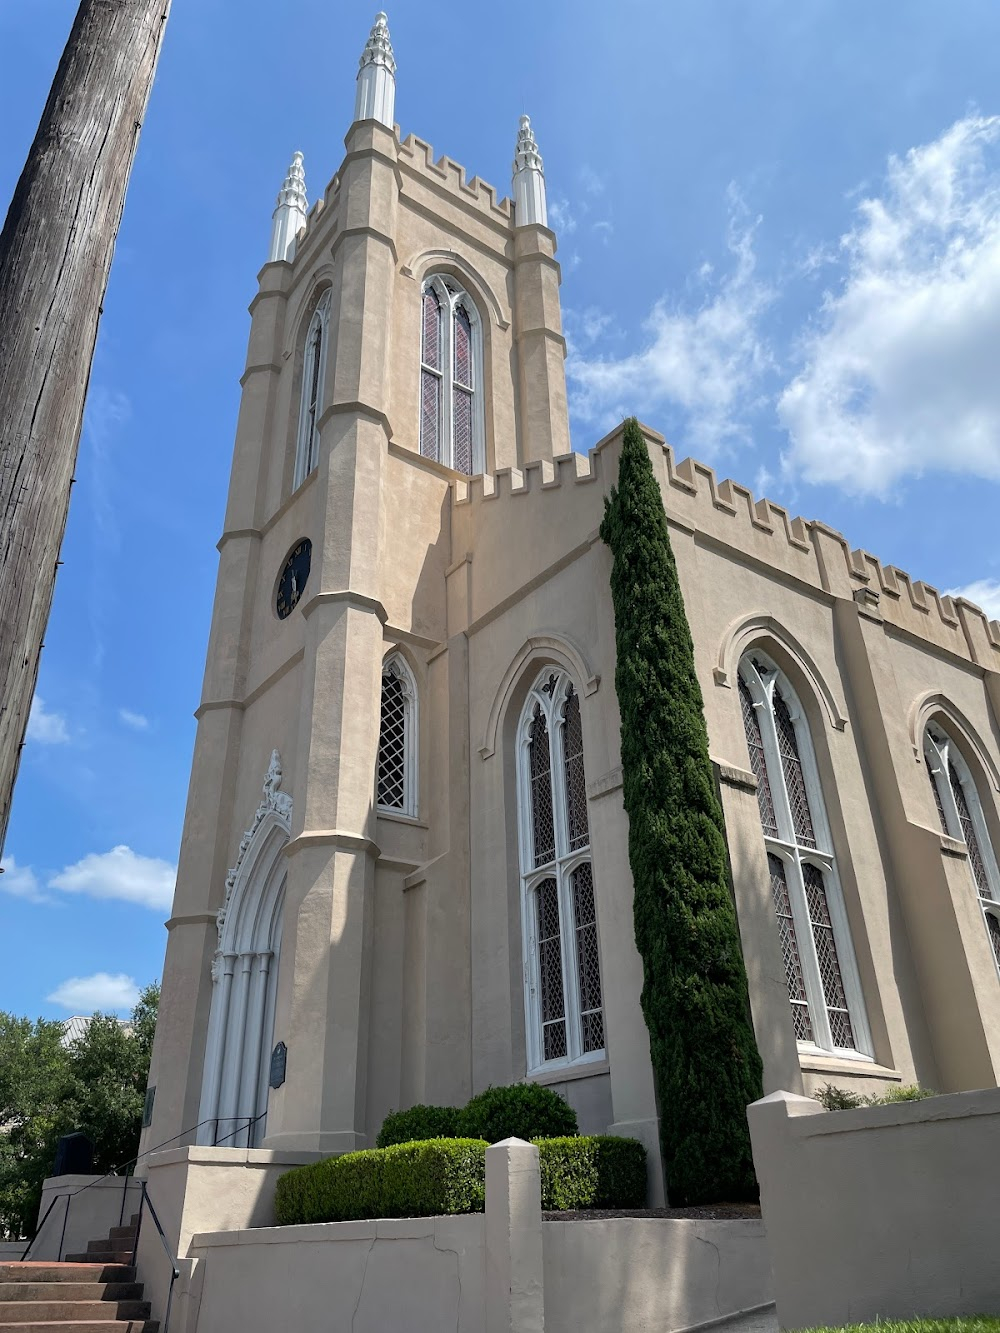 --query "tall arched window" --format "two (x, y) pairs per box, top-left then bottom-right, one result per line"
(517, 668), (604, 1071)
(294, 289), (331, 488)
(924, 721), (1000, 974)
(377, 653), (417, 818)
(419, 276), (484, 474)
(738, 654), (871, 1057)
